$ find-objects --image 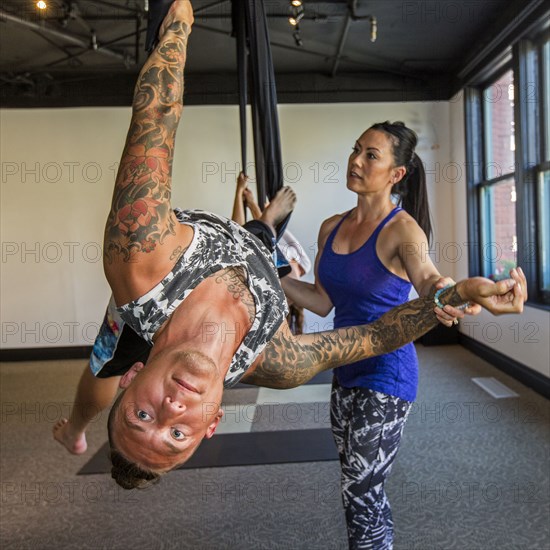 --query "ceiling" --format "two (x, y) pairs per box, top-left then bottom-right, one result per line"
(0, 0), (548, 107)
